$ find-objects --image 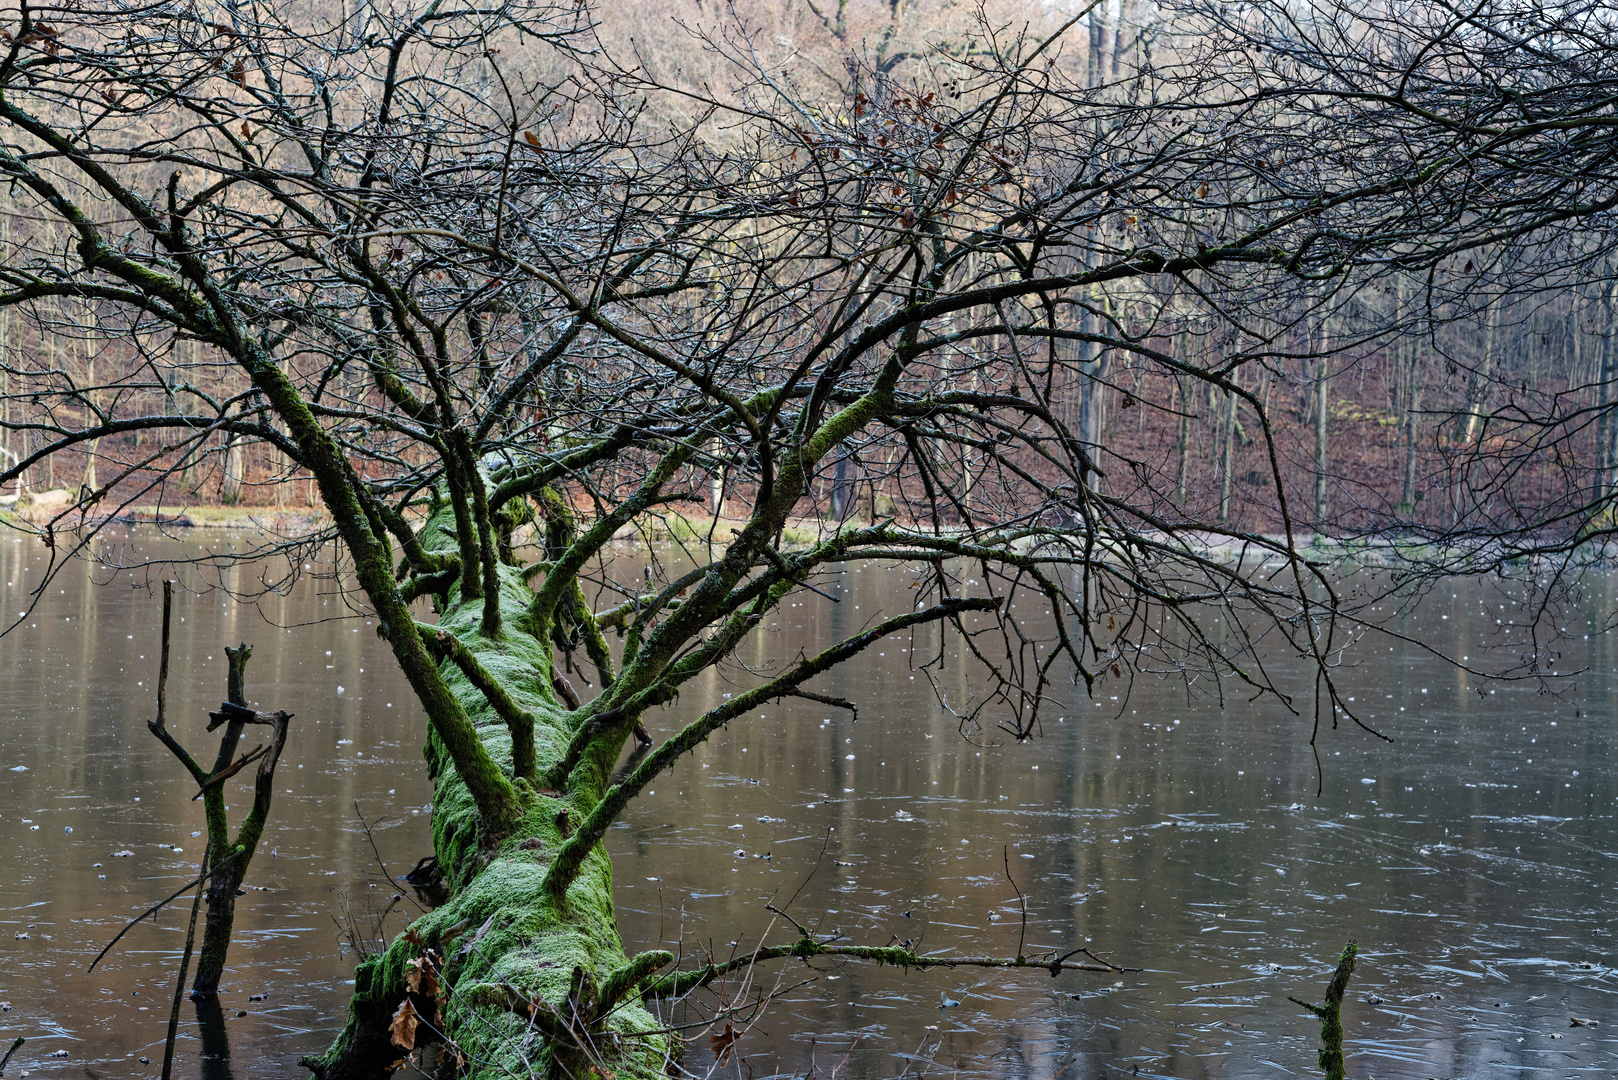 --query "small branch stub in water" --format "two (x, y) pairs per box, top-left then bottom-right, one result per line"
(145, 589), (294, 1001)
(1288, 940), (1357, 1080)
